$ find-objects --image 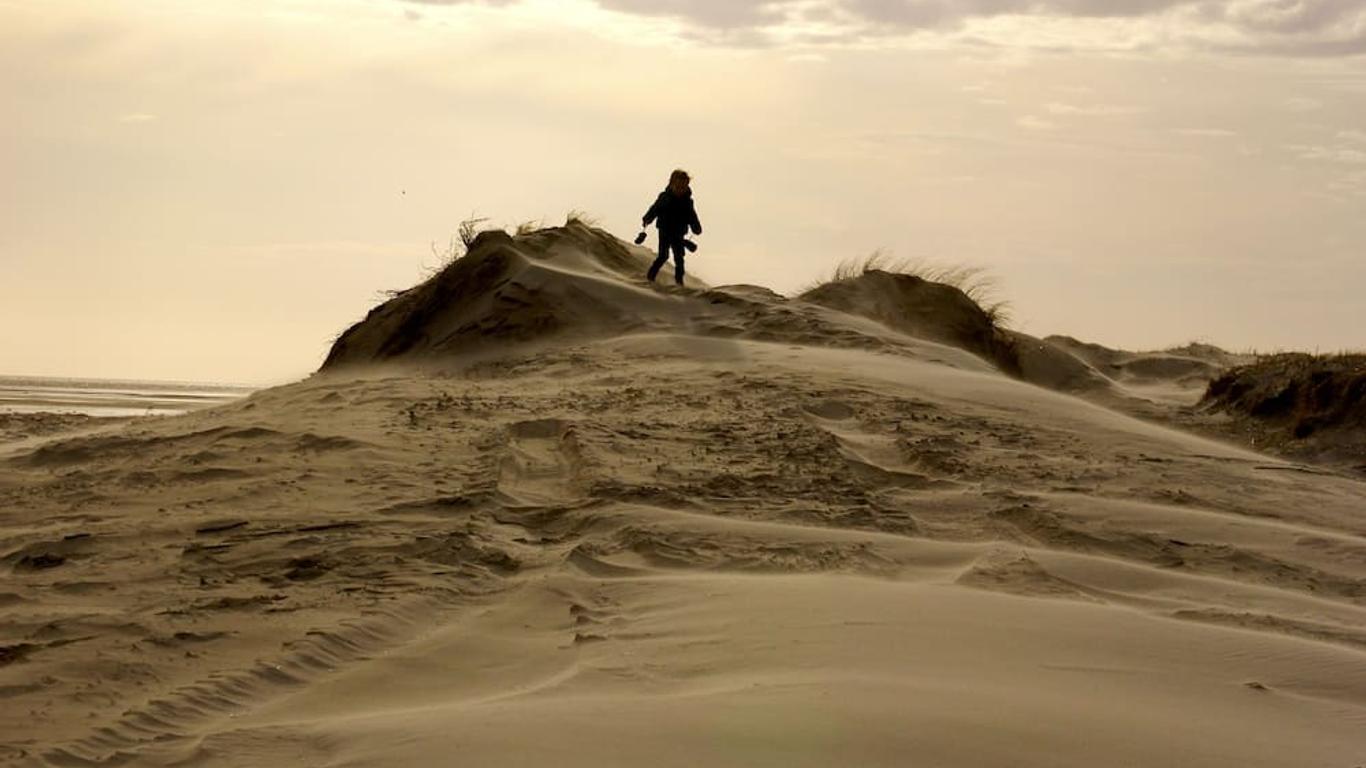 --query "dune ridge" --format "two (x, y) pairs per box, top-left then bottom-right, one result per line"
(324, 223), (1113, 393)
(2, 224), (1363, 767)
